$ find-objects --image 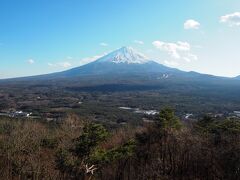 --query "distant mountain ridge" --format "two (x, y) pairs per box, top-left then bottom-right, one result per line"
(235, 75), (240, 79)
